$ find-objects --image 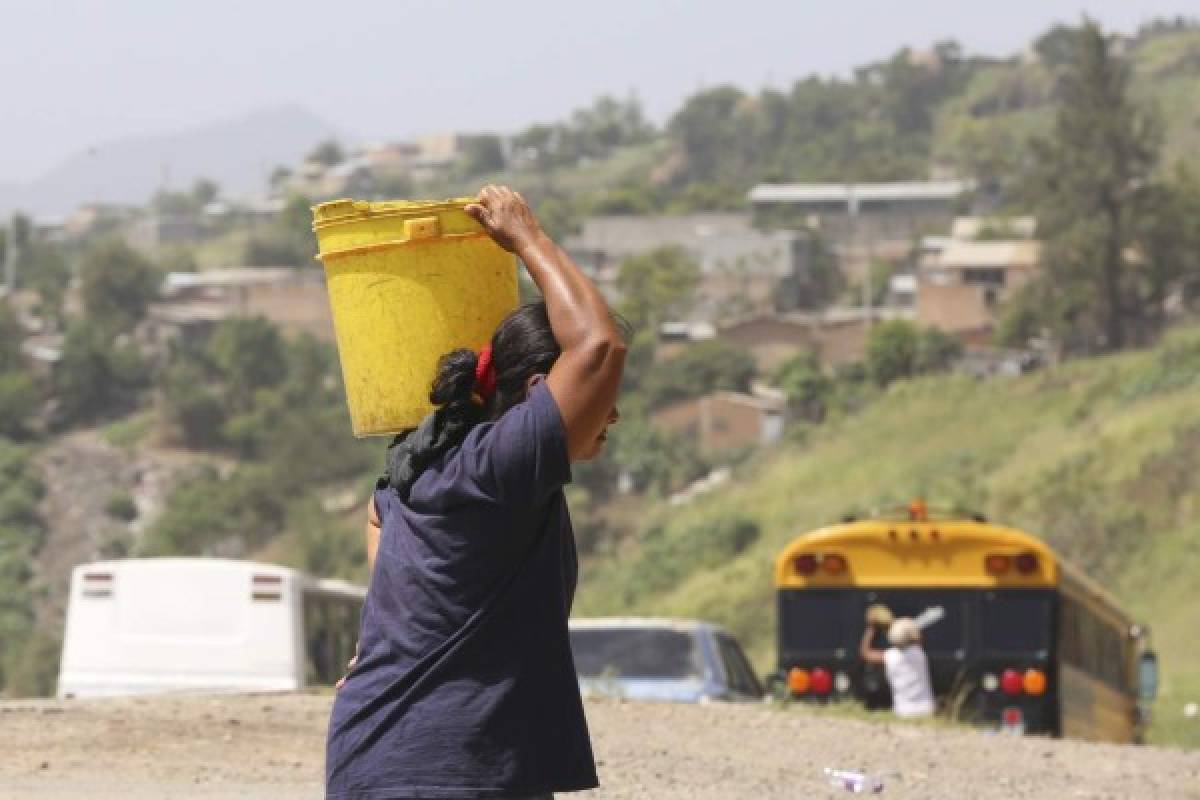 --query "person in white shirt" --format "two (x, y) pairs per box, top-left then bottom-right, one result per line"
(859, 616), (935, 718)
